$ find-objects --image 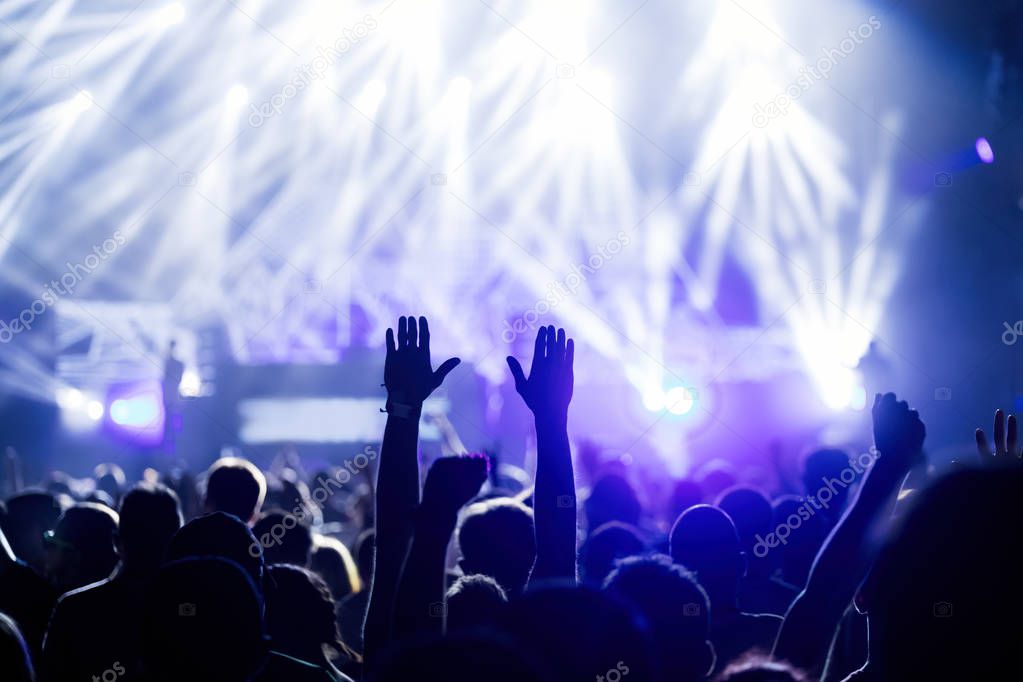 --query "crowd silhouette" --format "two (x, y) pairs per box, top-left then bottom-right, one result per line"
(1, 316), (1021, 681)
